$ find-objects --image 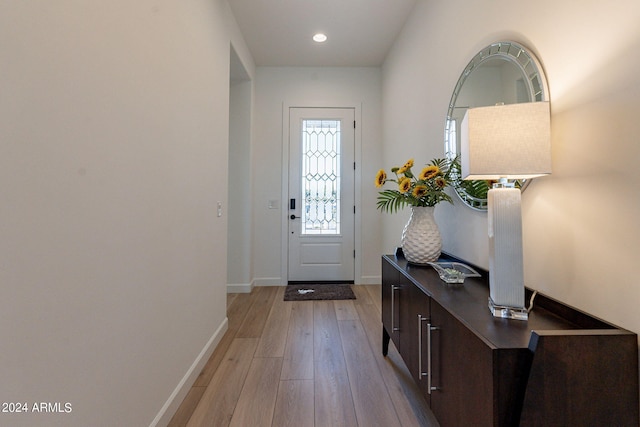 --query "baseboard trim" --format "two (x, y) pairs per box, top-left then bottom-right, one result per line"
(150, 317), (229, 427)
(227, 283), (253, 293)
(359, 275), (381, 285)
(252, 277), (283, 287)
(227, 277), (378, 290)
